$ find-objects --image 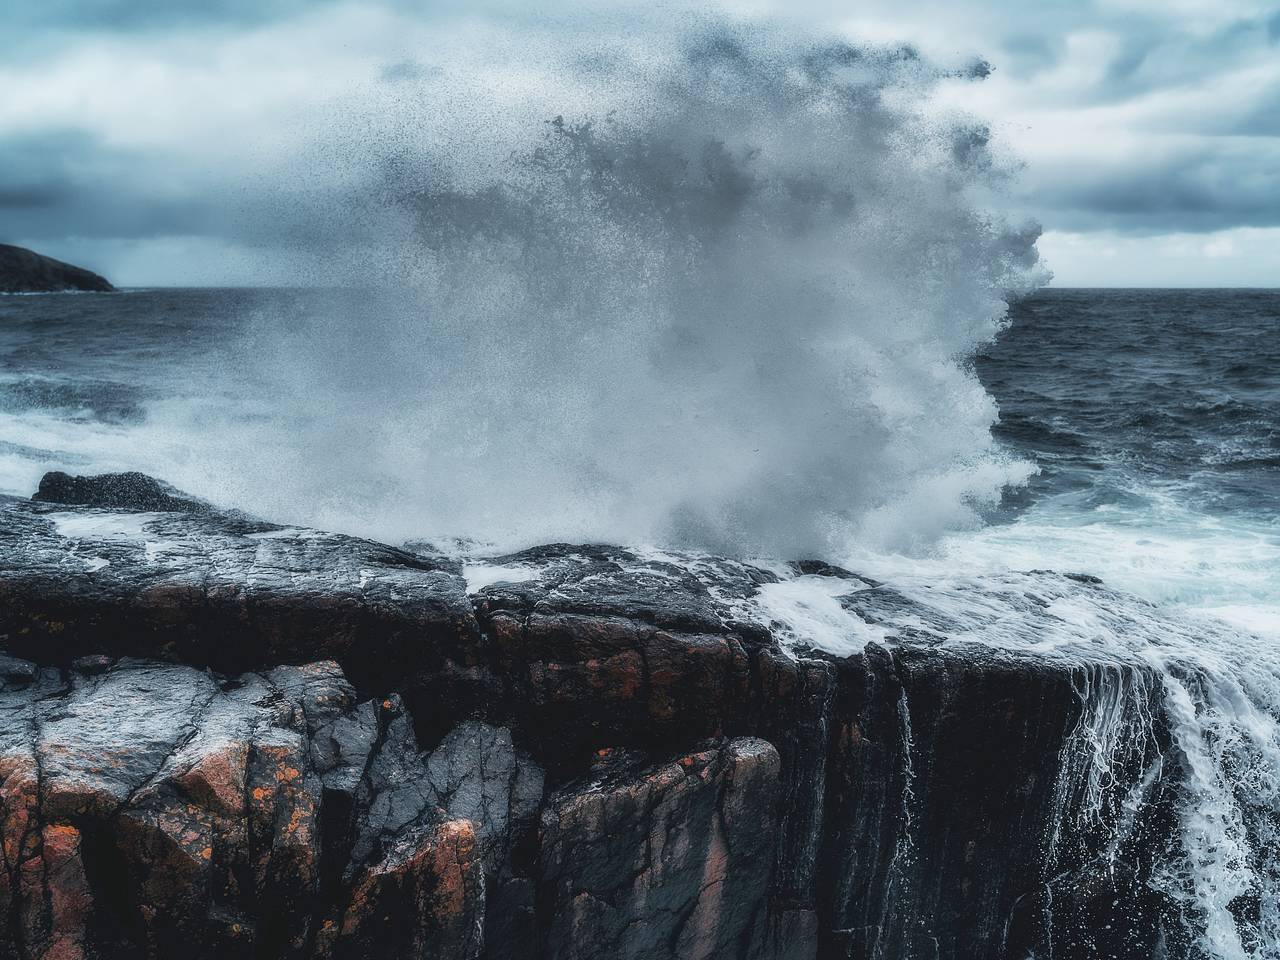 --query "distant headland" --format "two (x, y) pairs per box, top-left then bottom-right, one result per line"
(0, 243), (114, 293)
